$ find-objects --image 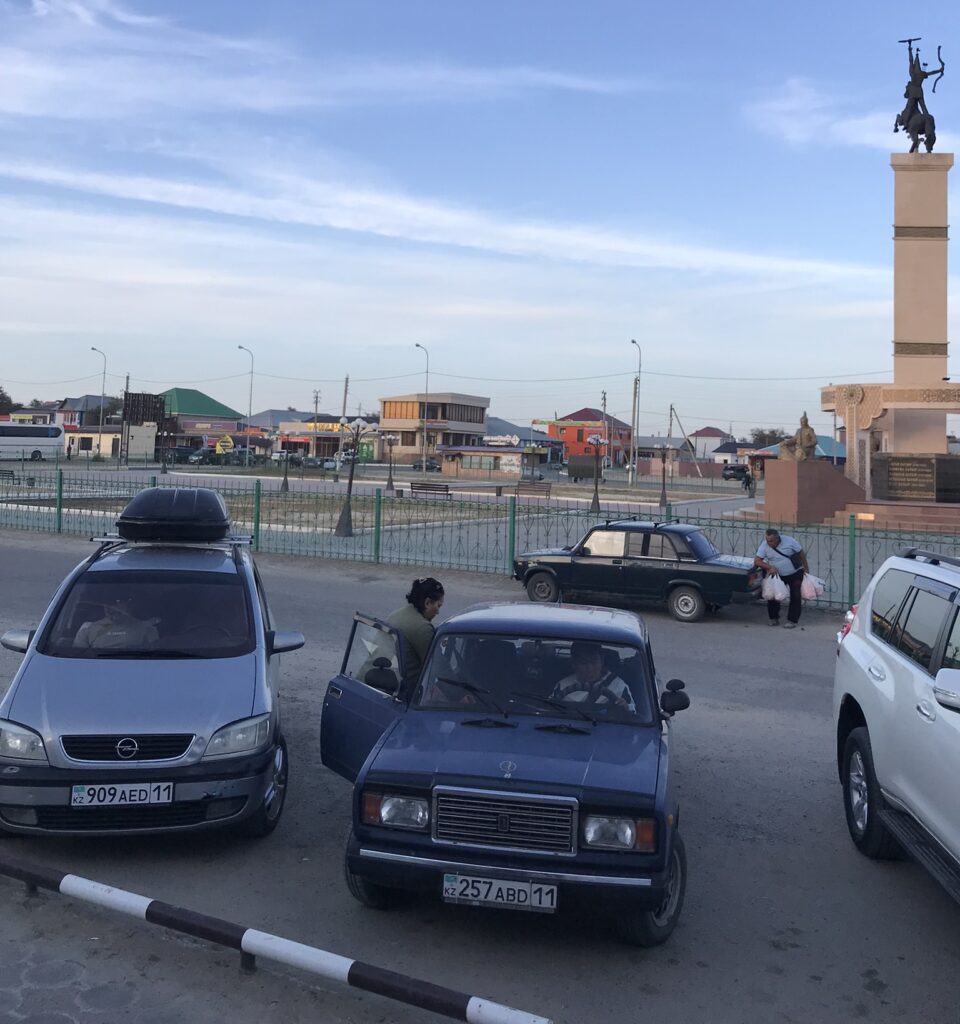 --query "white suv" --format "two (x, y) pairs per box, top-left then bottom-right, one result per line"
(834, 548), (960, 901)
